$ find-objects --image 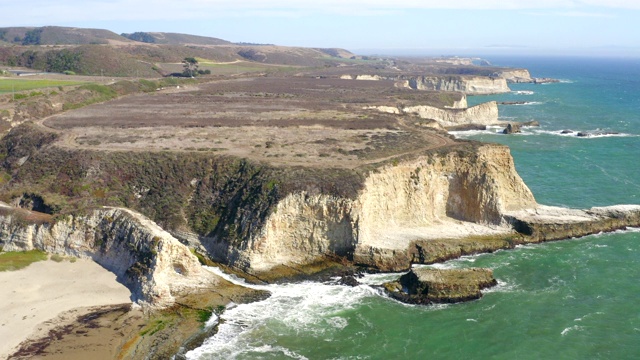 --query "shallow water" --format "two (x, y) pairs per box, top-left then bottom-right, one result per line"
(188, 56), (640, 360)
